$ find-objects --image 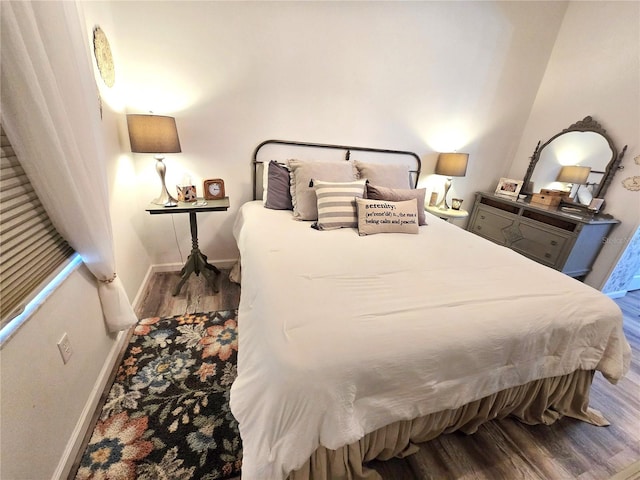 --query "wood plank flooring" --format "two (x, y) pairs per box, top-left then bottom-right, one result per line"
(76, 272), (640, 479)
(134, 269), (241, 319)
